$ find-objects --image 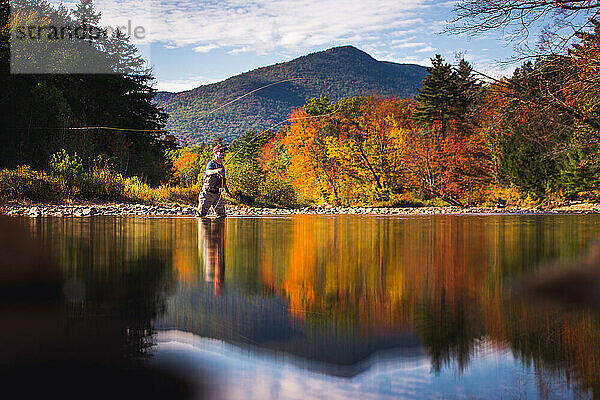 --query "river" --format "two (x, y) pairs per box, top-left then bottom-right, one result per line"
(13, 214), (600, 399)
